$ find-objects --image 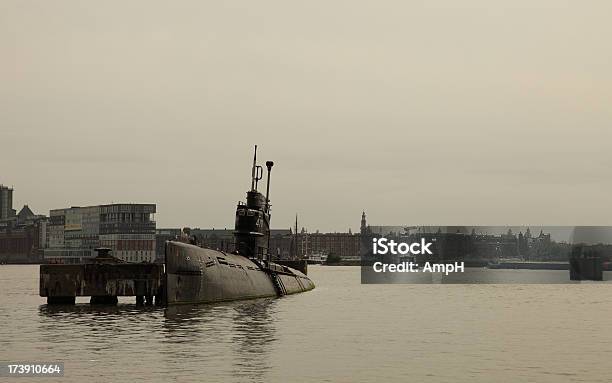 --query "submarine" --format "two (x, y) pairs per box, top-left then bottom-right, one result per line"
(164, 146), (315, 304)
